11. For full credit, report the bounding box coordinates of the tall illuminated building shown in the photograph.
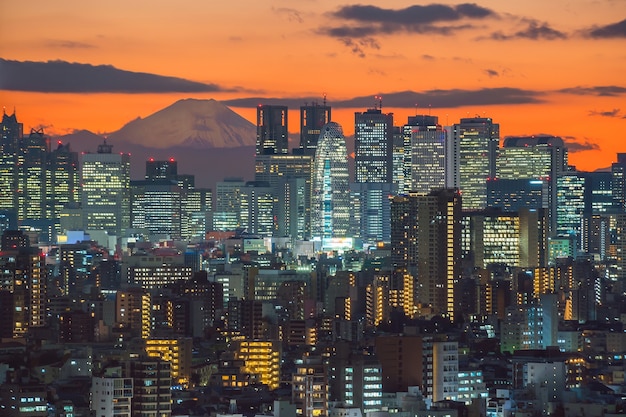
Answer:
[350,183,395,244]
[298,101,331,155]
[1,112,78,231]
[556,172,591,245]
[497,135,567,234]
[145,158,177,180]
[116,287,151,340]
[239,181,275,236]
[81,140,131,236]
[17,128,48,221]
[390,189,462,320]
[0,110,22,213]
[487,178,548,212]
[391,126,408,195]
[233,340,281,390]
[145,338,193,387]
[47,141,79,224]
[612,153,626,212]
[587,171,613,214]
[213,177,245,231]
[181,187,212,240]
[131,179,182,239]
[312,122,350,240]
[463,208,548,269]
[354,107,394,183]
[255,154,313,239]
[407,115,446,194]
[0,230,45,338]
[257,104,288,155]
[448,117,499,210]
[292,355,328,417]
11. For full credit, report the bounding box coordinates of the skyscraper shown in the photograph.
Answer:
[47,141,79,223]
[255,154,313,239]
[239,181,275,236]
[407,115,446,194]
[81,140,131,236]
[256,105,288,155]
[17,128,48,221]
[449,117,499,210]
[312,122,350,240]
[299,101,331,155]
[611,153,626,212]
[497,135,568,234]
[556,172,591,244]
[131,179,182,239]
[213,177,245,231]
[0,230,45,338]
[390,189,462,319]
[0,112,78,232]
[354,107,394,183]
[0,110,22,213]
[350,182,395,244]
[145,158,178,180]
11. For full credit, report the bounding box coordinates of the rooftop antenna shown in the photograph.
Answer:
[323,93,327,107]
[428,104,432,116]
[415,103,418,116]
[374,95,382,111]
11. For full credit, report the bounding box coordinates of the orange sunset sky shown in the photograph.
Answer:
[1,0,625,171]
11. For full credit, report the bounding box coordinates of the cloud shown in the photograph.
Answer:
[559,85,626,96]
[337,37,380,57]
[563,138,601,152]
[273,7,304,23]
[332,3,495,26]
[488,20,566,40]
[45,40,96,49]
[0,58,227,93]
[484,69,499,77]
[587,18,626,38]
[223,87,543,109]
[588,108,623,118]
[319,3,496,38]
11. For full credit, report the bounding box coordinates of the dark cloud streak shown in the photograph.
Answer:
[0,58,226,93]
[45,40,96,49]
[488,21,566,40]
[588,18,626,38]
[588,108,623,118]
[332,3,495,26]
[319,3,496,39]
[564,139,601,152]
[223,88,543,109]
[559,85,626,97]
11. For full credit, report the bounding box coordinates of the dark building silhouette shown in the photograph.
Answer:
[298,101,331,155]
[256,105,288,155]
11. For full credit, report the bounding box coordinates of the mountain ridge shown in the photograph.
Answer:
[55,99,258,188]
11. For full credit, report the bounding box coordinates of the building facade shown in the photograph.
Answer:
[312,122,350,240]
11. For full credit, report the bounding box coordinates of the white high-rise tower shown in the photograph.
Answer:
[312,122,350,240]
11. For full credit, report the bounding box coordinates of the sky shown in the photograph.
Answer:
[1,0,625,171]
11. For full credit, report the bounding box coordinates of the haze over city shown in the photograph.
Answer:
[2,0,626,172]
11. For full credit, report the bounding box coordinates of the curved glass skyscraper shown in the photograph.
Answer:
[312,122,350,239]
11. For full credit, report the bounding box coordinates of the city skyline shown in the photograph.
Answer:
[1,1,625,173]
